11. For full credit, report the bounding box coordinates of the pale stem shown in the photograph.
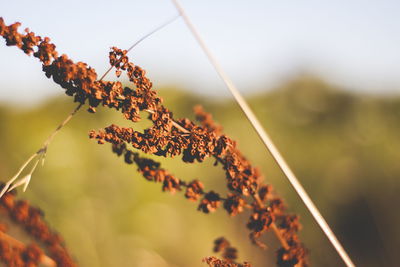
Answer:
[0,153,37,198]
[39,102,83,155]
[99,14,180,81]
[170,1,355,266]
[0,103,83,198]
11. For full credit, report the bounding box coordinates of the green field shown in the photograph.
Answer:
[0,76,398,266]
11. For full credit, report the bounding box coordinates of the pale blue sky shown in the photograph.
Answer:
[1,0,400,103]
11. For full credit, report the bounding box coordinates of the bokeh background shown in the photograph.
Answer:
[1,1,400,266]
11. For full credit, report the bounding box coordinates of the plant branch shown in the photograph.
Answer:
[253,192,289,250]
[270,223,289,250]
[0,14,180,196]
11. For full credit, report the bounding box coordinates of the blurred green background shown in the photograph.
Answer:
[0,76,399,267]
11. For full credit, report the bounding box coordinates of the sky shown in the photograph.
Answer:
[1,0,400,104]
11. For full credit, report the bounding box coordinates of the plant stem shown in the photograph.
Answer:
[38,102,83,155]
[270,223,289,250]
[253,192,289,250]
[170,1,355,266]
[0,103,83,197]
[99,14,180,81]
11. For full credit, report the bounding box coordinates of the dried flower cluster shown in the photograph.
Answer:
[0,186,77,267]
[203,237,251,267]
[0,241,43,267]
[107,108,308,266]
[203,256,251,267]
[1,17,308,266]
[0,18,161,117]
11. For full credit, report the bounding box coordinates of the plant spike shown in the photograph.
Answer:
[0,14,180,197]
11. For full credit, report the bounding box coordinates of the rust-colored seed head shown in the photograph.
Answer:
[205,238,250,267]
[0,17,309,266]
[0,185,77,267]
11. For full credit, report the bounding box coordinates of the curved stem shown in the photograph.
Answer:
[99,14,180,81]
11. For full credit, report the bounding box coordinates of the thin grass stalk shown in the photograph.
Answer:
[170,1,355,266]
[0,103,82,198]
[100,14,180,81]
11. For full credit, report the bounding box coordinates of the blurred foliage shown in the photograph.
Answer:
[0,76,399,267]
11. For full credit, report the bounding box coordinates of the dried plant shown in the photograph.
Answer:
[0,186,77,267]
[0,16,310,266]
[202,237,251,267]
